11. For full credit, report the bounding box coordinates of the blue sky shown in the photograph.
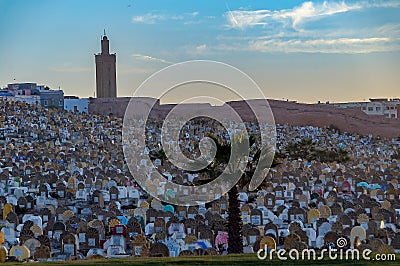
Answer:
[0,0,399,103]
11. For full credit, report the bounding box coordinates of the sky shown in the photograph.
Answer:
[0,0,399,103]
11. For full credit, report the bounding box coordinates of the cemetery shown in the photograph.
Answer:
[0,100,399,263]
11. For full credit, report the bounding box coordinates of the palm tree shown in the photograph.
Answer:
[150,132,280,254]
[210,133,279,254]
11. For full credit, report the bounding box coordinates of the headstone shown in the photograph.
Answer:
[132,234,148,257]
[9,245,30,261]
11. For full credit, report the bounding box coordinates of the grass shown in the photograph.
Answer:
[11,253,400,266]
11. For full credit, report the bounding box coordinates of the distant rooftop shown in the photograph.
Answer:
[370,98,400,102]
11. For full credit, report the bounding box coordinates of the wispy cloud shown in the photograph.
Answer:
[132,13,164,24]
[132,11,199,24]
[376,23,400,36]
[226,1,400,30]
[217,33,400,54]
[132,53,174,64]
[247,37,397,54]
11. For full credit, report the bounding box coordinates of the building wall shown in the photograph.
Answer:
[361,102,385,116]
[385,109,397,119]
[384,102,399,119]
[14,95,41,105]
[397,105,400,119]
[39,91,64,108]
[88,97,160,117]
[7,83,37,91]
[64,98,90,113]
[89,97,130,117]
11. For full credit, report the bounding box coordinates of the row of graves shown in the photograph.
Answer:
[0,101,399,261]
[1,160,400,261]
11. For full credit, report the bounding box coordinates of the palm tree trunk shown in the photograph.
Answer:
[227,184,243,254]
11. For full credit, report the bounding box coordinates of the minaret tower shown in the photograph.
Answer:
[95,30,117,98]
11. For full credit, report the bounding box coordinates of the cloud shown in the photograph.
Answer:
[132,53,174,64]
[220,1,400,54]
[132,11,200,24]
[243,37,397,54]
[226,1,400,30]
[195,44,207,52]
[132,13,164,24]
[283,1,357,29]
[376,23,400,36]
[217,31,400,54]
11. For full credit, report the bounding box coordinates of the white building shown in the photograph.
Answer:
[0,83,64,108]
[14,95,41,105]
[334,98,400,119]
